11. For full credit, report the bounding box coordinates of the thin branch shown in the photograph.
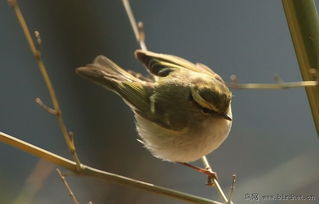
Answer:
[56,168,80,204]
[228,74,318,89]
[0,131,222,204]
[122,0,147,50]
[7,0,81,169]
[228,81,318,89]
[35,97,58,115]
[226,175,236,204]
[201,156,232,204]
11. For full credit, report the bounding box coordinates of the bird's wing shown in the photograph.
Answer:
[77,55,152,114]
[135,50,217,78]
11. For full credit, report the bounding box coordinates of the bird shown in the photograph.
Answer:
[76,50,232,166]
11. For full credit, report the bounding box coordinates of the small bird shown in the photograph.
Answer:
[76,50,232,164]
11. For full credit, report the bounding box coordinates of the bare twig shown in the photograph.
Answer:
[228,74,318,89]
[201,156,232,204]
[227,175,236,204]
[8,0,81,169]
[122,0,147,50]
[56,168,80,204]
[0,131,222,204]
[35,97,58,115]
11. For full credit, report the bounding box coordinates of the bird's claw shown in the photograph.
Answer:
[199,169,218,186]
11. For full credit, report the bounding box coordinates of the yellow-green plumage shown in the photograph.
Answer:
[76,50,232,162]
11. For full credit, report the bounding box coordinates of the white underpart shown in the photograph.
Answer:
[135,107,232,162]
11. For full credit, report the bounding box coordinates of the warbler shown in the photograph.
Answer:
[76,50,232,163]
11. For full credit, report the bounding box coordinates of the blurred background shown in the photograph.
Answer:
[1,0,319,203]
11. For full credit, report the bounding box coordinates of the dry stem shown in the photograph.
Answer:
[201,156,233,204]
[122,0,147,50]
[228,74,318,89]
[226,175,236,204]
[0,131,222,204]
[7,0,81,169]
[57,168,80,204]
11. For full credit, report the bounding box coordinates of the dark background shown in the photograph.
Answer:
[1,0,319,203]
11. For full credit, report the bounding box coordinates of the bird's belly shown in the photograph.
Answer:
[135,114,232,162]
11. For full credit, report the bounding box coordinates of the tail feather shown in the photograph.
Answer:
[93,55,137,82]
[76,55,139,90]
[76,55,151,113]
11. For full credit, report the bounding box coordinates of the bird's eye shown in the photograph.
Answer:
[189,92,214,114]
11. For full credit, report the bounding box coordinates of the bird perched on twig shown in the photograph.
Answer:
[76,50,232,164]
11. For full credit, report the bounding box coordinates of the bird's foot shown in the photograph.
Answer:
[177,162,218,185]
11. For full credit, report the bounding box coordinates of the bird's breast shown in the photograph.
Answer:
[134,107,232,162]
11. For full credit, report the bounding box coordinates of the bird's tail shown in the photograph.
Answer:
[76,55,150,112]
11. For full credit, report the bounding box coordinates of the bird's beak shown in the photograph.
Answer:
[222,113,232,121]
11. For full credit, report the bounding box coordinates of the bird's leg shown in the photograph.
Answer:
[177,162,218,182]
